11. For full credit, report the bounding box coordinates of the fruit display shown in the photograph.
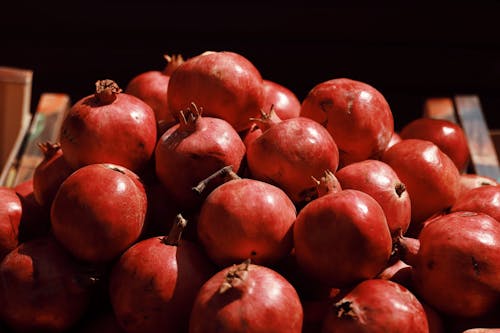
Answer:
[0,49,499,333]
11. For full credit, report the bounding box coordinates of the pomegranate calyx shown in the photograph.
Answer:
[248,105,281,132]
[219,258,251,294]
[178,102,203,130]
[38,141,61,159]
[395,182,406,198]
[192,165,240,195]
[162,214,188,246]
[312,169,339,197]
[163,54,185,76]
[335,300,358,319]
[95,79,122,105]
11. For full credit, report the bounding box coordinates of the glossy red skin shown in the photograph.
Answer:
[335,159,411,237]
[263,79,301,120]
[322,279,429,333]
[451,185,500,221]
[246,117,339,204]
[0,187,21,260]
[300,78,394,166]
[167,51,264,132]
[293,189,392,288]
[14,179,51,242]
[155,115,246,212]
[400,118,470,172]
[422,303,446,333]
[125,70,176,126]
[0,237,91,332]
[51,164,147,262]
[382,139,461,227]
[412,211,500,317]
[197,178,296,267]
[385,131,402,153]
[33,144,74,208]
[110,236,215,333]
[458,174,498,198]
[60,92,157,173]
[189,263,303,333]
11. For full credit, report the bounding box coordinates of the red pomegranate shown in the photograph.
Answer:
[262,79,301,120]
[33,142,74,208]
[196,166,296,267]
[189,260,303,333]
[451,185,500,221]
[60,79,157,173]
[400,117,470,172]
[109,214,215,333]
[293,189,392,288]
[51,163,147,263]
[321,279,429,333]
[0,237,94,332]
[300,78,394,166]
[458,174,498,198]
[155,103,246,212]
[382,139,461,234]
[409,211,500,317]
[167,51,265,132]
[246,116,339,205]
[335,159,411,237]
[0,187,21,260]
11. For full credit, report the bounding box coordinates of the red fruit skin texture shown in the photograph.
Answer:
[246,116,339,204]
[382,139,461,229]
[262,79,301,120]
[412,211,500,318]
[335,159,411,237]
[197,178,296,267]
[293,189,392,288]
[189,263,303,333]
[322,279,429,333]
[458,174,498,199]
[51,164,147,263]
[400,117,470,173]
[0,237,91,333]
[125,70,175,126]
[60,92,157,173]
[155,115,246,211]
[33,143,75,208]
[451,185,500,222]
[0,187,22,260]
[300,78,394,166]
[167,51,264,132]
[110,236,215,333]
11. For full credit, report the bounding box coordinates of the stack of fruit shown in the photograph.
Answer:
[0,50,499,333]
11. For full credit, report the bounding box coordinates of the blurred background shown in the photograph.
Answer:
[2,1,500,130]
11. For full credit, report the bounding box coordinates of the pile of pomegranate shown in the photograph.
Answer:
[1,50,499,333]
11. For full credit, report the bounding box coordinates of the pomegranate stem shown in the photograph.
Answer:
[192,165,240,195]
[162,214,188,246]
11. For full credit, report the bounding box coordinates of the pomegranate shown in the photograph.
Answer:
[196,166,296,267]
[335,159,411,237]
[167,51,264,132]
[382,139,461,234]
[377,259,413,290]
[458,174,498,198]
[60,79,157,173]
[0,237,94,332]
[33,142,74,208]
[189,260,303,333]
[125,54,184,129]
[451,185,500,221]
[109,214,215,333]
[246,116,339,205]
[0,186,21,260]
[293,189,392,288]
[14,179,51,242]
[321,279,429,333]
[300,78,394,166]
[408,211,500,317]
[262,79,301,120]
[400,117,470,172]
[155,103,246,212]
[51,163,147,262]
[386,131,402,151]
[241,106,282,149]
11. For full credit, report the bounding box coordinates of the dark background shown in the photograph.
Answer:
[2,1,500,130]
